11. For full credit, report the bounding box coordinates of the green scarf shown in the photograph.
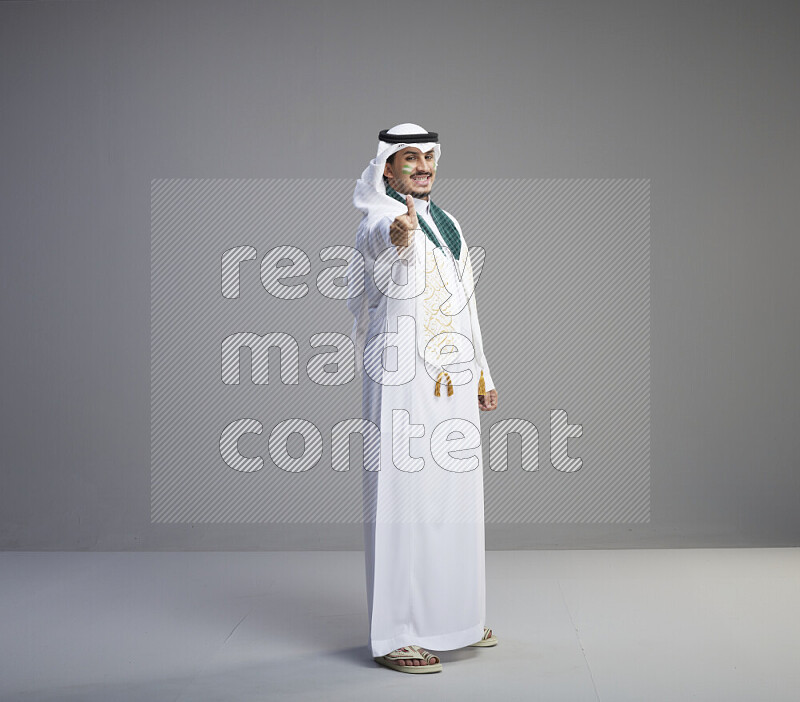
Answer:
[384,182,462,260]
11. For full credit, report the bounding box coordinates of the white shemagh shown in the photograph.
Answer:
[350,123,486,392]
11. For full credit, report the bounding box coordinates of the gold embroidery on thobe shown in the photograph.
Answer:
[419,244,458,396]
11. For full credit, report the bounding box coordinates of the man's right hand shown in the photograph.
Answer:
[389,195,418,251]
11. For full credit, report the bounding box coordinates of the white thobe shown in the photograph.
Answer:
[353,196,493,658]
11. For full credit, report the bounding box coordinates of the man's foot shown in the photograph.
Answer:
[374,645,442,673]
[391,647,439,666]
[468,626,498,647]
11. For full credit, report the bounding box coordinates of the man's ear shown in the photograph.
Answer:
[383,161,394,178]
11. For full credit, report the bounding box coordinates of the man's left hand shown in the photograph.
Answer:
[478,389,498,411]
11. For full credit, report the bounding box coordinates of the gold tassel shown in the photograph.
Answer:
[435,370,454,397]
[478,370,486,396]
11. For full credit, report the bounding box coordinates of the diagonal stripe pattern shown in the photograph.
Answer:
[151,178,649,523]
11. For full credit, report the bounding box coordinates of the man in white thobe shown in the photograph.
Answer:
[348,123,499,673]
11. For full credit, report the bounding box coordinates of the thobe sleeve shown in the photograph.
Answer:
[346,228,369,378]
[366,215,394,258]
[448,213,496,394]
[465,265,496,393]
[347,215,398,378]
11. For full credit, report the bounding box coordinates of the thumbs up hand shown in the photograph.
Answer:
[389,195,419,252]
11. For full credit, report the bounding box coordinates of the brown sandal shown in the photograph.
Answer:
[468,626,498,647]
[374,644,443,673]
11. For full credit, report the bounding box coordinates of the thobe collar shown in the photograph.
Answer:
[411,195,430,217]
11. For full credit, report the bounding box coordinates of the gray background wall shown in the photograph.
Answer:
[1,0,798,550]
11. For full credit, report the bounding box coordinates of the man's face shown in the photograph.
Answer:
[383,147,437,199]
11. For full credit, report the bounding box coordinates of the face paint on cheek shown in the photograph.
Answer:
[402,163,414,175]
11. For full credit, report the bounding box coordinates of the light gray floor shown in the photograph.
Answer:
[0,548,798,701]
